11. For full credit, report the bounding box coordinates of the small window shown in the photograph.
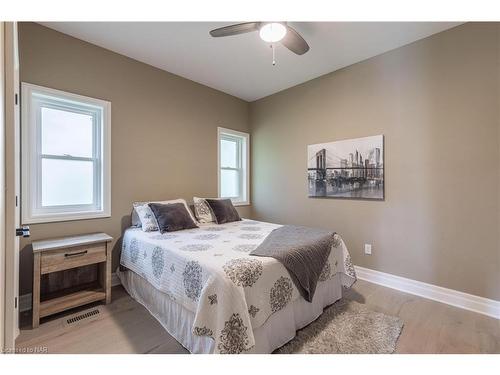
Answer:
[218,127,249,206]
[21,83,111,223]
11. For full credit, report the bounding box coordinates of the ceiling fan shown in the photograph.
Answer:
[209,22,309,65]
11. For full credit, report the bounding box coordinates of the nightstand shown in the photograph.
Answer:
[31,233,113,328]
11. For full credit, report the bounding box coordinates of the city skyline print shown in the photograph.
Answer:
[308,135,384,200]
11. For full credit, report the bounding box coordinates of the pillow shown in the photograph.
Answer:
[132,198,198,228]
[193,197,216,223]
[205,199,241,224]
[131,207,142,227]
[134,204,158,232]
[148,203,198,233]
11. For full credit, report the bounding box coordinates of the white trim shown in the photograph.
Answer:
[0,21,5,352]
[21,82,111,224]
[3,21,20,349]
[217,127,250,206]
[354,265,500,319]
[19,272,122,313]
[22,211,111,224]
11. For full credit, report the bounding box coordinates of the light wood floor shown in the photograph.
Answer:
[16,280,500,354]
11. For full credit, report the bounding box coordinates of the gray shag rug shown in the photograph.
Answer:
[276,299,404,354]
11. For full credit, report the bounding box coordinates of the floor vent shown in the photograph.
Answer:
[65,308,101,327]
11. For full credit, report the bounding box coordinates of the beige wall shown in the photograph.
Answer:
[18,23,251,295]
[250,23,500,300]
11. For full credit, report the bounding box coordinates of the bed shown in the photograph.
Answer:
[118,218,356,354]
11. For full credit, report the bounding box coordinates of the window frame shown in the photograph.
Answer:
[21,83,111,224]
[217,127,249,206]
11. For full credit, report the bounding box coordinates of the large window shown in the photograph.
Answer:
[218,127,249,205]
[21,83,111,223]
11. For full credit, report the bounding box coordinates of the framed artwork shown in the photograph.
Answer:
[308,135,384,200]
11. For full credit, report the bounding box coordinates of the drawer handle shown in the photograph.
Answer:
[64,250,88,258]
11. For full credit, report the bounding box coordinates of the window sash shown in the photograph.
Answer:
[37,156,98,211]
[220,167,242,199]
[220,135,241,169]
[33,99,102,212]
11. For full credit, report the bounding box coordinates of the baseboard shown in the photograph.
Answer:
[19,272,122,313]
[354,265,500,319]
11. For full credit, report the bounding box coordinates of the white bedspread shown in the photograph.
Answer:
[120,219,356,354]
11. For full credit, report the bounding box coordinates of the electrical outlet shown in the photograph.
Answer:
[364,244,372,255]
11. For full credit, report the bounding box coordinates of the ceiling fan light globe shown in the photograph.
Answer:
[259,23,287,43]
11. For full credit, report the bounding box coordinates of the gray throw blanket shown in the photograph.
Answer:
[250,225,335,302]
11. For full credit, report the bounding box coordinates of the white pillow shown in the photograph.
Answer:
[193,197,219,223]
[134,204,158,232]
[133,199,198,230]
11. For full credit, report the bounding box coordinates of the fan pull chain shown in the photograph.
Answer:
[271,43,276,66]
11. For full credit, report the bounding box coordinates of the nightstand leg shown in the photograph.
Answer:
[32,252,41,328]
[102,244,112,304]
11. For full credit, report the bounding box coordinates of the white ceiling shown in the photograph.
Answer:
[40,22,461,102]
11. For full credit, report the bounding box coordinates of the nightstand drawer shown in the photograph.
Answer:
[40,244,107,274]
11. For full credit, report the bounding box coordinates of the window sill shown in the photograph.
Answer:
[233,201,251,207]
[23,211,111,225]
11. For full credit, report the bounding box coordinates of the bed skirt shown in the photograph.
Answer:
[117,269,344,354]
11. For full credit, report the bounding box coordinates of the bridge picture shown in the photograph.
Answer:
[307,135,384,200]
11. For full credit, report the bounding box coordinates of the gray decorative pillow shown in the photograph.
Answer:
[205,199,241,224]
[132,198,198,227]
[149,203,199,233]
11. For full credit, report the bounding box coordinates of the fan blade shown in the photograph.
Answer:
[209,22,260,37]
[281,25,309,55]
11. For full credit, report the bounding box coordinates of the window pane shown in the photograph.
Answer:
[41,158,94,206]
[220,139,238,168]
[41,107,93,158]
[221,169,239,198]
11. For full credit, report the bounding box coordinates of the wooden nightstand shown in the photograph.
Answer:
[31,233,113,328]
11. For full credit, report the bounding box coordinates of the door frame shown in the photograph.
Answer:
[2,21,20,352]
[0,21,6,353]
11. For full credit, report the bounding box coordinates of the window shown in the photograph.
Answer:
[218,127,249,205]
[21,83,111,223]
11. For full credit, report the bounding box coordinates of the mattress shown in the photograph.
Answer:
[120,219,356,353]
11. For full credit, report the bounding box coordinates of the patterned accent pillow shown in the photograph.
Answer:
[193,197,216,223]
[134,204,158,232]
[131,207,142,227]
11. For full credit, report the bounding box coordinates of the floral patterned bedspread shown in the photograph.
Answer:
[120,219,356,353]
